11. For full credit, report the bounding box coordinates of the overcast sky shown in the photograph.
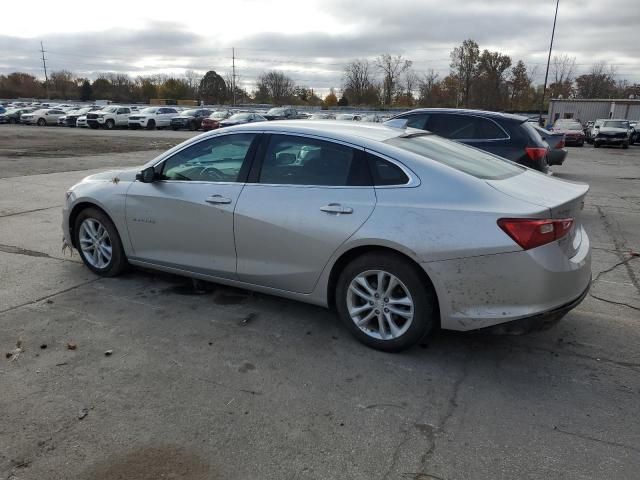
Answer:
[1,0,638,95]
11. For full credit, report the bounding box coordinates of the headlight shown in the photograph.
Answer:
[97,114,105,118]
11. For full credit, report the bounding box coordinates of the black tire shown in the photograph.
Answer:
[74,207,128,277]
[171,125,179,131]
[594,142,600,148]
[89,123,99,129]
[9,118,16,124]
[578,142,584,147]
[335,252,437,352]
[37,118,46,126]
[146,119,156,130]
[622,142,629,149]
[105,119,115,130]
[189,121,197,131]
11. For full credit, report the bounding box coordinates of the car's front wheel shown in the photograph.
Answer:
[336,252,437,352]
[74,208,128,277]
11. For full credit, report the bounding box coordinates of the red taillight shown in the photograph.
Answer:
[525,147,548,162]
[557,138,565,149]
[498,218,574,250]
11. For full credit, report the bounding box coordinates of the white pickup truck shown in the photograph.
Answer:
[86,106,132,129]
[128,107,180,130]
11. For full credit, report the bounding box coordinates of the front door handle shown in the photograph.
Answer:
[320,203,353,214]
[205,195,232,205]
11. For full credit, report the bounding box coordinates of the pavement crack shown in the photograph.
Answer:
[0,243,52,258]
[554,427,640,454]
[0,205,61,218]
[589,293,640,312]
[0,278,101,316]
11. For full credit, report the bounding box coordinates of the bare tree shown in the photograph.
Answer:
[418,69,440,106]
[184,69,202,97]
[575,62,617,98]
[551,54,576,85]
[449,39,480,107]
[376,54,412,106]
[256,70,295,104]
[343,59,375,105]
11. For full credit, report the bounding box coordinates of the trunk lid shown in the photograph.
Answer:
[486,170,589,256]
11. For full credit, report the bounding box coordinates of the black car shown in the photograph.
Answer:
[390,108,550,172]
[170,109,213,131]
[264,107,299,120]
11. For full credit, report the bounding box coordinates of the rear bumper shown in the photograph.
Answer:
[423,226,591,331]
[481,280,589,334]
[564,136,584,145]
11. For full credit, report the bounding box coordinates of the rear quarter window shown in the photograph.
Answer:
[385,134,523,180]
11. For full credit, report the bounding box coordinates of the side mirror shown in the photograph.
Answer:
[136,166,156,183]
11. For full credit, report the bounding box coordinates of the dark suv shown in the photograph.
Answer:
[390,108,550,172]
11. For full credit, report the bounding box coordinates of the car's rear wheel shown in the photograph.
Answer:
[336,252,437,352]
[37,118,46,126]
[74,208,128,277]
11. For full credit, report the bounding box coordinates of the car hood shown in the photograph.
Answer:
[220,119,246,125]
[82,168,140,183]
[554,128,583,134]
[598,127,627,133]
[172,115,195,120]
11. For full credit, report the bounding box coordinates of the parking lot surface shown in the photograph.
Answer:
[1,125,639,480]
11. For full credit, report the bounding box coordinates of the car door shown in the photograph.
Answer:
[116,107,130,126]
[234,134,376,293]
[125,132,259,278]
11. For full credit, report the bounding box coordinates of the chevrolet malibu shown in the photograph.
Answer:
[62,121,591,351]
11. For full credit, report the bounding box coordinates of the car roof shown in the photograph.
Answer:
[221,120,412,144]
[398,108,528,123]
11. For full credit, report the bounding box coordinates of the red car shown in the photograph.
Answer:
[201,110,233,131]
[552,120,585,147]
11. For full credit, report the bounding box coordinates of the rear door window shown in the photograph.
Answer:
[367,153,409,186]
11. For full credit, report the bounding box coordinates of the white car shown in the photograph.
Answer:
[128,107,180,130]
[21,108,66,126]
[86,106,132,130]
[76,115,89,128]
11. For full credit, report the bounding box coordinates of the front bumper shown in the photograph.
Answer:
[595,136,627,145]
[564,136,584,145]
[128,119,149,127]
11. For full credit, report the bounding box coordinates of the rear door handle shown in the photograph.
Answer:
[320,203,353,214]
[205,195,232,205]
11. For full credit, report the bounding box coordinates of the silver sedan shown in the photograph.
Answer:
[62,121,591,351]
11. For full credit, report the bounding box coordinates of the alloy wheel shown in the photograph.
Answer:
[79,218,112,269]
[346,270,414,340]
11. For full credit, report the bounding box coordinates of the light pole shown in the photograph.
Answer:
[539,0,560,126]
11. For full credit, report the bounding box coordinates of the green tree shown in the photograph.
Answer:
[160,78,190,99]
[476,50,512,109]
[575,63,616,98]
[80,79,93,101]
[199,71,228,104]
[337,94,349,106]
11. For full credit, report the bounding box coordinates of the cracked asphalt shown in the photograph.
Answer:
[1,125,639,480]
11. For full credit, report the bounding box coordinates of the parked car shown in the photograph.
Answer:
[128,107,179,130]
[76,115,89,128]
[629,121,638,145]
[201,111,233,131]
[264,107,299,120]
[219,112,267,127]
[593,119,631,149]
[534,125,567,165]
[21,108,66,126]
[87,106,132,129]
[587,119,606,143]
[62,121,591,352]
[0,107,37,124]
[62,106,102,127]
[308,113,336,120]
[551,120,585,146]
[390,108,551,173]
[335,113,363,121]
[170,109,212,131]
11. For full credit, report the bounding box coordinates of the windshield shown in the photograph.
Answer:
[603,121,629,129]
[556,122,582,130]
[182,109,198,116]
[385,133,523,180]
[101,106,118,113]
[210,111,228,119]
[229,113,251,120]
[267,108,285,115]
[336,114,354,120]
[140,107,159,114]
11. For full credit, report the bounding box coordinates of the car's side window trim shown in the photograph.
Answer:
[363,149,420,188]
[151,132,262,184]
[248,132,372,189]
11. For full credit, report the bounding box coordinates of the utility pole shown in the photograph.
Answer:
[539,0,560,126]
[232,47,237,107]
[40,41,49,99]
